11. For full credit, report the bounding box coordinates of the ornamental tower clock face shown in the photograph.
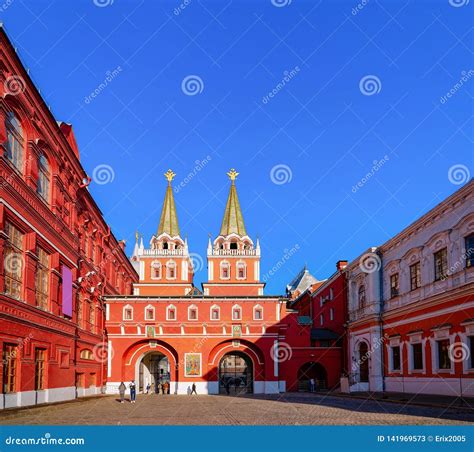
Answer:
[130,169,264,297]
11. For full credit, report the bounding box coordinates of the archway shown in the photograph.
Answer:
[139,352,170,393]
[219,351,253,395]
[358,342,369,383]
[297,362,327,391]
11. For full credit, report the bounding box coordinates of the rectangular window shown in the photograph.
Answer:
[189,309,197,320]
[233,309,241,320]
[146,308,154,320]
[410,262,421,291]
[4,221,24,300]
[412,343,423,370]
[35,247,49,310]
[168,309,176,320]
[89,302,95,333]
[254,309,262,320]
[320,314,324,326]
[434,248,448,281]
[35,349,46,390]
[329,308,334,321]
[2,344,17,393]
[76,295,83,329]
[211,309,219,320]
[391,346,401,371]
[437,339,451,370]
[390,273,399,298]
[124,308,133,320]
[465,235,474,268]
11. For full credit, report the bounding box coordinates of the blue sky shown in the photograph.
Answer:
[2,0,472,293]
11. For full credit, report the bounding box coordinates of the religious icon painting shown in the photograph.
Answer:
[184,353,201,377]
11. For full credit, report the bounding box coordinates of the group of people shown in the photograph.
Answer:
[118,380,175,402]
[145,381,170,395]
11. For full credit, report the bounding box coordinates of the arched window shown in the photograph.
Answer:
[151,261,161,279]
[123,305,133,320]
[188,305,198,320]
[230,242,238,250]
[236,262,246,279]
[253,305,263,320]
[166,305,176,321]
[5,112,24,172]
[80,349,93,360]
[358,285,366,309]
[220,261,230,279]
[232,305,242,320]
[145,305,155,320]
[210,305,220,320]
[162,241,169,250]
[37,154,50,202]
[166,261,176,279]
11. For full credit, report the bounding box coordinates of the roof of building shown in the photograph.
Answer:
[219,169,247,237]
[286,266,319,296]
[157,170,180,237]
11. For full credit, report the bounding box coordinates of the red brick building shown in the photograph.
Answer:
[0,27,137,409]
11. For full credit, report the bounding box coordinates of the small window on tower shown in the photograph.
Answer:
[237,262,246,279]
[232,306,241,320]
[230,242,238,250]
[211,307,220,320]
[167,306,176,321]
[188,307,198,320]
[163,242,168,250]
[221,262,230,279]
[167,262,176,279]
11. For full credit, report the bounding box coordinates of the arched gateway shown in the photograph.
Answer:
[139,352,170,393]
[219,351,253,395]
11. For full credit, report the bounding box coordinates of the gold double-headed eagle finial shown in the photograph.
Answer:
[135,230,139,243]
[227,168,239,182]
[164,169,176,184]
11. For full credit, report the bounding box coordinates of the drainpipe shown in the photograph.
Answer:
[377,249,386,393]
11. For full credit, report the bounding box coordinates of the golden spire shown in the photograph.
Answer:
[135,230,139,243]
[157,170,180,237]
[164,169,176,184]
[220,169,247,237]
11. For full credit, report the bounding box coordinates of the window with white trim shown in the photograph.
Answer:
[253,305,263,320]
[436,339,451,370]
[236,262,246,279]
[320,314,324,326]
[5,112,24,173]
[167,305,176,321]
[188,305,198,320]
[37,154,50,202]
[123,305,133,321]
[329,308,334,321]
[166,261,176,279]
[210,305,220,320]
[232,305,242,320]
[411,342,423,370]
[391,346,401,371]
[220,261,230,280]
[151,261,161,279]
[145,305,155,321]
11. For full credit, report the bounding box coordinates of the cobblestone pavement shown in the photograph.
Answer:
[0,393,472,425]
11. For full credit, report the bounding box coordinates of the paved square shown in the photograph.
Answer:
[0,393,472,425]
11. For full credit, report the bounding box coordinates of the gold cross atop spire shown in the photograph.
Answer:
[227,168,239,183]
[135,230,139,243]
[164,169,176,184]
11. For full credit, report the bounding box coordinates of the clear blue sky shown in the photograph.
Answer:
[2,0,472,293]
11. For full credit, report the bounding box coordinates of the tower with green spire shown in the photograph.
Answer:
[129,169,195,296]
[203,169,263,297]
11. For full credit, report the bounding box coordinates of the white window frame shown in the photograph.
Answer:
[236,261,246,280]
[166,260,177,280]
[210,304,220,321]
[232,304,242,321]
[253,304,263,321]
[320,313,324,326]
[151,261,162,280]
[166,304,177,321]
[188,304,198,321]
[145,305,155,321]
[123,304,133,321]
[220,261,230,280]
[407,334,425,374]
[329,308,334,321]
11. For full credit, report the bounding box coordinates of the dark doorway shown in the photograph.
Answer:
[139,353,170,392]
[219,352,253,395]
[358,342,369,383]
[297,362,327,391]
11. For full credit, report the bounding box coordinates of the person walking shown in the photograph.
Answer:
[191,382,197,395]
[129,380,136,403]
[145,383,151,395]
[309,378,315,393]
[118,382,126,403]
